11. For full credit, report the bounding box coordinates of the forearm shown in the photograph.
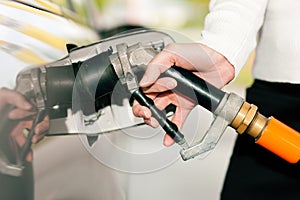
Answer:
[199,0,268,76]
[197,43,235,87]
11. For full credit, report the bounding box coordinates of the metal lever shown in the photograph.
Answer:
[180,93,244,160]
[132,89,189,149]
[112,43,189,149]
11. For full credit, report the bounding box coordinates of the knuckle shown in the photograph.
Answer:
[165,43,176,50]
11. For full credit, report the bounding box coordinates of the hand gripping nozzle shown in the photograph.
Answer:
[109,42,300,163]
[109,43,189,150]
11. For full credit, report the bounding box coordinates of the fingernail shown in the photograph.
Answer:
[139,75,148,86]
[150,118,159,128]
[166,79,177,89]
[26,153,33,162]
[23,102,32,110]
[163,134,175,146]
[163,138,175,147]
[144,110,151,119]
[139,110,150,119]
[8,111,15,119]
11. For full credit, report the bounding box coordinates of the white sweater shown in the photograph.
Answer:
[200,0,300,84]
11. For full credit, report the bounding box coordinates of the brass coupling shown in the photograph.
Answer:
[230,102,268,139]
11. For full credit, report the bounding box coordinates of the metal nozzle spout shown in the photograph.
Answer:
[177,138,189,150]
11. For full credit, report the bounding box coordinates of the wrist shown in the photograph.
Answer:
[198,43,235,87]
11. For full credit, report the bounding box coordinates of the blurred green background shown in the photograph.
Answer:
[54,0,254,88]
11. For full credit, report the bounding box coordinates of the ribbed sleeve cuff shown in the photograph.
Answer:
[198,0,268,78]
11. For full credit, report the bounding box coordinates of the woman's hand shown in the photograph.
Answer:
[132,43,234,146]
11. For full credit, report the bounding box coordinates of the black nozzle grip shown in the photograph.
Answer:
[162,66,226,112]
[132,89,185,143]
[20,110,45,163]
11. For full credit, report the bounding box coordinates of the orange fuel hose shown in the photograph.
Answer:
[256,117,300,163]
[230,101,300,164]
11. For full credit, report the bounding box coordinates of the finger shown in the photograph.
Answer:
[26,150,33,162]
[10,121,30,147]
[8,108,35,120]
[132,92,158,119]
[142,77,177,93]
[152,93,179,147]
[34,115,50,136]
[139,50,177,87]
[144,117,159,128]
[171,107,191,130]
[163,134,175,147]
[12,127,34,162]
[132,103,151,119]
[0,88,32,110]
[32,116,50,144]
[164,43,224,73]
[154,92,175,110]
[163,107,192,147]
[32,134,45,144]
[160,98,192,147]
[151,92,180,146]
[139,43,199,87]
[9,121,35,162]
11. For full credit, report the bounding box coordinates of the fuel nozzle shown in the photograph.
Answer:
[161,64,300,163]
[109,42,300,163]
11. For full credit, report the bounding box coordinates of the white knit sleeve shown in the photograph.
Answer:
[199,0,268,77]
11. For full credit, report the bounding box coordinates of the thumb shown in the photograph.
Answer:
[163,134,175,147]
[140,50,176,87]
[139,63,164,87]
[0,88,32,110]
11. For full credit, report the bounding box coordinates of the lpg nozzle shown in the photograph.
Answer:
[109,42,300,163]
